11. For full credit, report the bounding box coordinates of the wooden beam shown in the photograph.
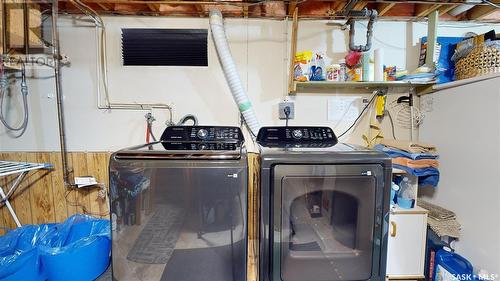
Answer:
[425,10,438,68]
[243,5,248,18]
[354,1,368,10]
[377,2,396,16]
[288,7,298,95]
[194,4,205,17]
[437,4,458,16]
[332,1,345,12]
[467,5,497,20]
[96,2,110,10]
[287,0,296,17]
[415,3,441,18]
[146,3,158,11]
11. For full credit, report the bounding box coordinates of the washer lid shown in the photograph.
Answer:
[114,142,244,160]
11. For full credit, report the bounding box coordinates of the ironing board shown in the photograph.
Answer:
[0,160,53,227]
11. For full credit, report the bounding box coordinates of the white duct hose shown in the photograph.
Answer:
[209,9,260,136]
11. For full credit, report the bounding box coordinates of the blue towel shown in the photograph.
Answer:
[375,144,440,187]
[393,164,440,187]
[374,144,438,160]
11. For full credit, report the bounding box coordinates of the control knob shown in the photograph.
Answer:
[292,129,303,139]
[197,129,209,139]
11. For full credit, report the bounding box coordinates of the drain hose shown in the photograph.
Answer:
[209,9,260,136]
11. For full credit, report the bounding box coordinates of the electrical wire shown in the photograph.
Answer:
[64,186,109,217]
[284,106,291,127]
[337,92,377,139]
[385,109,397,140]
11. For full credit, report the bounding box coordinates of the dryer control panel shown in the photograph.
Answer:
[256,126,338,148]
[161,126,244,143]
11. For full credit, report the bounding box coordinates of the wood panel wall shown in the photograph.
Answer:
[0,152,111,234]
[247,153,260,281]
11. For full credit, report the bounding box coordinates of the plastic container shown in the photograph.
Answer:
[433,249,473,281]
[39,218,111,281]
[0,215,110,281]
[338,59,347,82]
[326,64,341,81]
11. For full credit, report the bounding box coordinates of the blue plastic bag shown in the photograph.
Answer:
[0,215,110,281]
[420,36,465,84]
[0,224,56,281]
[39,215,111,281]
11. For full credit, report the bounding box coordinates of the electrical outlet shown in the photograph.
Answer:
[279,102,295,120]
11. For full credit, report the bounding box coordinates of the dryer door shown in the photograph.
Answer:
[272,164,385,281]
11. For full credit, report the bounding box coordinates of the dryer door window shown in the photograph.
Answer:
[273,165,384,281]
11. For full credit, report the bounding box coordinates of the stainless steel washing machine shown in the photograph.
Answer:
[257,126,392,281]
[109,126,247,281]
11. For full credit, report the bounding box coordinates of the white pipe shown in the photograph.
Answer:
[209,9,260,136]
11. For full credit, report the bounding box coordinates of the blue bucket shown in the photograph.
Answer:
[0,215,110,281]
[39,218,111,281]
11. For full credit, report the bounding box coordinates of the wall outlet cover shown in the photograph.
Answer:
[279,102,295,120]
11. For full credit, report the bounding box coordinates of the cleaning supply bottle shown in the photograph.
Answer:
[338,59,347,82]
[433,248,473,281]
[397,177,415,208]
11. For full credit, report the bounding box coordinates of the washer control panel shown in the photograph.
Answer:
[161,142,239,151]
[257,126,338,148]
[161,126,244,143]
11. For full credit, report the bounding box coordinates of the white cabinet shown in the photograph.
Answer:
[386,206,428,279]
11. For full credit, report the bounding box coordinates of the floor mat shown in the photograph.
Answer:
[127,204,185,264]
[290,241,321,251]
[160,240,246,281]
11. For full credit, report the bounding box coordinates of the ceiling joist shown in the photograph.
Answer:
[51,0,500,23]
[377,2,396,16]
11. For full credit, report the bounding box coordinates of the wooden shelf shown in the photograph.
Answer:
[292,81,435,95]
[418,72,500,96]
[392,168,407,175]
[391,205,429,215]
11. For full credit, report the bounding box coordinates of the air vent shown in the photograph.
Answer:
[121,28,208,66]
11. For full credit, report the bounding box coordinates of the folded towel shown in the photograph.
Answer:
[381,139,438,154]
[393,164,440,187]
[392,157,439,169]
[374,144,438,160]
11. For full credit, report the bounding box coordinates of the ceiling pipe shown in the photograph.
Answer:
[346,8,378,52]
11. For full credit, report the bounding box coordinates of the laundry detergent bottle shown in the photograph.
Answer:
[433,248,474,281]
